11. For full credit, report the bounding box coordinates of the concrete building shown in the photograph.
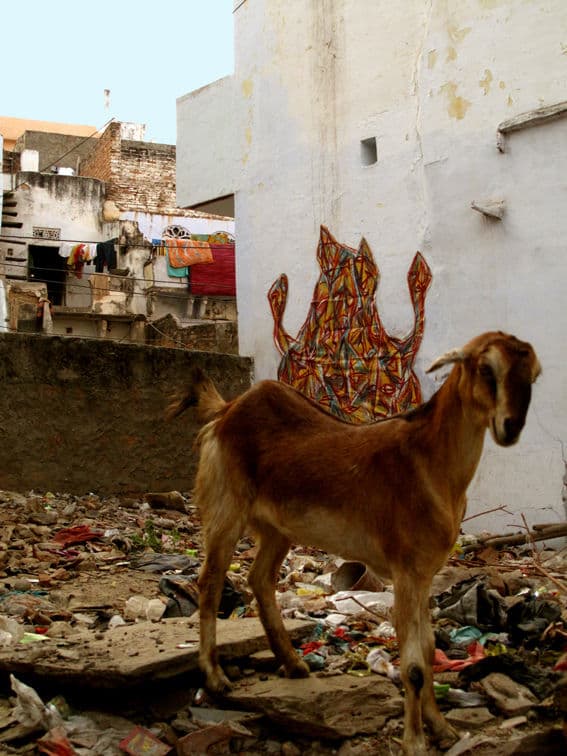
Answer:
[0,120,236,348]
[176,0,567,531]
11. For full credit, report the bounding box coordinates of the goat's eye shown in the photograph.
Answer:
[479,364,497,394]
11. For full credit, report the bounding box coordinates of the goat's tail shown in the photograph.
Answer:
[165,367,227,424]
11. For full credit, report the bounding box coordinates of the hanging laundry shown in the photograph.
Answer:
[95,239,118,273]
[84,242,97,261]
[166,238,213,268]
[208,231,235,245]
[58,242,74,259]
[152,239,167,256]
[59,242,96,261]
[67,243,92,278]
[189,244,236,296]
[166,256,188,278]
[36,299,54,333]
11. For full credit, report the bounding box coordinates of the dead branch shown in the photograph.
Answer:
[462,522,567,553]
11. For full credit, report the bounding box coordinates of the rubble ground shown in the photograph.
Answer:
[0,489,566,755]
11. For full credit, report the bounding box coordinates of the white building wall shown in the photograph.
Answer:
[176,76,238,207]
[11,173,104,244]
[177,0,567,532]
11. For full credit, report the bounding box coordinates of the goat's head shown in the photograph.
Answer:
[427,331,541,446]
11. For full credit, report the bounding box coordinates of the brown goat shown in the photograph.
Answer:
[168,331,540,754]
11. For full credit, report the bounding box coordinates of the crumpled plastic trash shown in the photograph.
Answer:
[303,651,327,671]
[119,724,172,755]
[53,525,103,547]
[328,590,394,616]
[10,674,63,731]
[124,595,166,622]
[449,625,483,646]
[506,593,562,645]
[133,554,199,574]
[37,726,76,756]
[434,578,507,631]
[367,647,399,681]
[0,614,25,645]
[159,574,243,619]
[433,641,485,672]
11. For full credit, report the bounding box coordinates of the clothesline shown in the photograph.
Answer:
[60,239,118,278]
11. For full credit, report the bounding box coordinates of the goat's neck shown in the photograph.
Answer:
[426,366,487,498]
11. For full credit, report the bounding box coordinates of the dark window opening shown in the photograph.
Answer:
[360,137,377,166]
[28,245,66,305]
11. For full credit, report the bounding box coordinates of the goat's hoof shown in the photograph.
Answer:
[205,668,232,695]
[284,659,310,679]
[401,741,427,755]
[433,726,460,751]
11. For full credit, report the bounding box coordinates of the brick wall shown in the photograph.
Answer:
[0,333,252,495]
[114,140,176,212]
[79,121,119,185]
[79,122,176,212]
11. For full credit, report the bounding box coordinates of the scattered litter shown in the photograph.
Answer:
[119,725,172,755]
[0,488,565,753]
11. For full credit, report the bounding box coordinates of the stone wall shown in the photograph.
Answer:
[0,333,252,495]
[146,314,238,354]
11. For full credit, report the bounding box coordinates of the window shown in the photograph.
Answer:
[360,137,377,166]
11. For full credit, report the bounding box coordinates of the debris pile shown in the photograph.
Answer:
[0,489,566,754]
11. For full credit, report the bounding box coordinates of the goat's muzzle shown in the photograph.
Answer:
[493,415,526,446]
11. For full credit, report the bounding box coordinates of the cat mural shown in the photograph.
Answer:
[268,226,432,422]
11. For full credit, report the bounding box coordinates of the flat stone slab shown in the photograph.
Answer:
[0,617,314,688]
[225,673,404,739]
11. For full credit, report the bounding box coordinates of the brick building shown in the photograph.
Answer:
[80,121,176,213]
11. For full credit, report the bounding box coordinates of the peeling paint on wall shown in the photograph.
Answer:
[447,23,472,45]
[440,81,471,119]
[479,69,493,95]
[446,46,457,62]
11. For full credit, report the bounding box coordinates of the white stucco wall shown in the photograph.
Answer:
[177,76,238,207]
[177,0,567,532]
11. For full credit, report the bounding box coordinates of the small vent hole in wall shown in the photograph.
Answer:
[360,137,377,166]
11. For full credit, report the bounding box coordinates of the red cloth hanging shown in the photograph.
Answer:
[190,244,236,296]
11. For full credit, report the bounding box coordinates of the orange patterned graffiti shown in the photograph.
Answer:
[268,226,432,422]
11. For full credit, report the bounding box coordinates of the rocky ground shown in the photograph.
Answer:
[0,489,566,755]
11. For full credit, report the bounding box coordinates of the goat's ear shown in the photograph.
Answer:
[426,348,465,373]
[531,357,542,383]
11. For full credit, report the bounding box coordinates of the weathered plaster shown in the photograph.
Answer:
[176,0,567,532]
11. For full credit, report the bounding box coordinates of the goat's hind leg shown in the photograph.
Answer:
[248,525,310,679]
[198,513,244,694]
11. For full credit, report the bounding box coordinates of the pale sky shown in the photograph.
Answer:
[3,0,234,145]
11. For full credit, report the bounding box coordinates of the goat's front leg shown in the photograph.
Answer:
[198,523,243,694]
[248,527,310,679]
[420,602,459,750]
[394,574,448,756]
